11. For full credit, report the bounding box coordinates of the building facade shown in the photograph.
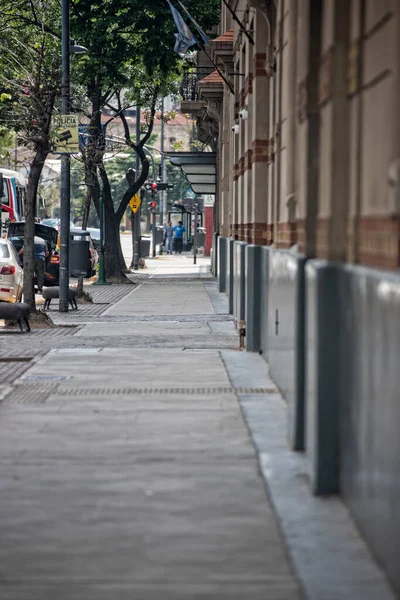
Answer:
[183,0,400,595]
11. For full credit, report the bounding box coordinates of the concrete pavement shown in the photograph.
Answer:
[0,253,395,599]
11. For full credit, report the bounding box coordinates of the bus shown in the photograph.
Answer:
[0,168,27,235]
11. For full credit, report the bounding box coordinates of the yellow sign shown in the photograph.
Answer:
[129,194,141,213]
[52,114,79,153]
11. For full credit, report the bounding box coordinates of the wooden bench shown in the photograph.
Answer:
[42,287,78,310]
[0,302,31,332]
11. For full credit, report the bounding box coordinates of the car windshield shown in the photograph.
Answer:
[87,229,100,240]
[0,243,10,259]
[42,218,58,227]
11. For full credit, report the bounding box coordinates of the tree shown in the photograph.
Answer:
[70,0,220,280]
[0,0,61,311]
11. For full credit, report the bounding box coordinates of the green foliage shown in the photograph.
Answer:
[0,0,61,153]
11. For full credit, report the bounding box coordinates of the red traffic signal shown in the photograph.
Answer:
[150,201,157,209]
[151,182,157,191]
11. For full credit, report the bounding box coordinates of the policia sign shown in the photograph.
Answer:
[52,114,79,153]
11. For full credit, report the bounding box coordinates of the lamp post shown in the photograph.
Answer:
[59,0,71,312]
[59,0,87,311]
[133,104,141,270]
[96,178,107,285]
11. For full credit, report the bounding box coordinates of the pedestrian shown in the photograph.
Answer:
[164,220,174,255]
[173,220,186,254]
[18,236,49,293]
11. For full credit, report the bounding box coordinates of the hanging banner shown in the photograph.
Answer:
[52,114,79,153]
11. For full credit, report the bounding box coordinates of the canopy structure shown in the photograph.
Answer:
[165,152,216,195]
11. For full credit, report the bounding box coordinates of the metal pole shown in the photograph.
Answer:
[151,211,156,257]
[143,147,156,181]
[59,0,71,312]
[133,105,141,270]
[160,98,167,224]
[97,178,106,284]
[193,203,198,265]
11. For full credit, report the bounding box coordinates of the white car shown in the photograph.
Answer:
[0,239,23,303]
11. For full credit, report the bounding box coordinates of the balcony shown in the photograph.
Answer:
[180,69,212,116]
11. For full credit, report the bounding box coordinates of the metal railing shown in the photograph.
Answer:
[180,69,213,101]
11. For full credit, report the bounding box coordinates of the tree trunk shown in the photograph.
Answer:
[24,152,46,312]
[78,161,98,295]
[100,163,128,280]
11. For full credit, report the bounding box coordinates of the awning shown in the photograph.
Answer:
[165,152,216,195]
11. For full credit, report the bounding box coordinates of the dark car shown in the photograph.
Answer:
[7,221,60,287]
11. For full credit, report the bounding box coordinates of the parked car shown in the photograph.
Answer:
[41,217,59,229]
[70,229,99,277]
[86,228,101,252]
[41,218,75,232]
[7,221,59,287]
[0,238,24,302]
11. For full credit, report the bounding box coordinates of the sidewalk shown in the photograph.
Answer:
[0,255,395,599]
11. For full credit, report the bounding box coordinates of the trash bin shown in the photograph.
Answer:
[155,226,164,245]
[196,232,205,248]
[140,237,151,258]
[69,230,90,277]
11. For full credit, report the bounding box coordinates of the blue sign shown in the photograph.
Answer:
[185,188,196,199]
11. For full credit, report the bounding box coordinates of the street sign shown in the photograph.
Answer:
[185,188,196,199]
[52,114,79,153]
[129,193,141,213]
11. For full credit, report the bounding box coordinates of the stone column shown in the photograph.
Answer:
[296,0,323,257]
[277,0,298,248]
[317,0,350,262]
[251,9,270,245]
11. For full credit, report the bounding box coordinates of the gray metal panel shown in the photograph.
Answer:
[226,239,235,314]
[260,247,270,356]
[183,174,216,184]
[217,236,227,293]
[337,265,400,596]
[182,165,216,175]
[166,152,217,166]
[190,183,216,194]
[212,232,219,276]
[267,250,307,451]
[245,245,262,352]
[305,261,340,495]
[233,241,246,324]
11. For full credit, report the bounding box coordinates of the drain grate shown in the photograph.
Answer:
[51,348,102,354]
[21,375,70,381]
[1,382,60,404]
[0,357,33,363]
[57,386,278,397]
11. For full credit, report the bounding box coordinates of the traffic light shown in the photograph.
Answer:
[148,200,157,213]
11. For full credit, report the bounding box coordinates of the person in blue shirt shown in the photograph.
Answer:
[173,221,186,254]
[164,221,174,255]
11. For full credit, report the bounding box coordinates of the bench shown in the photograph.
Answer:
[42,287,78,310]
[0,302,31,332]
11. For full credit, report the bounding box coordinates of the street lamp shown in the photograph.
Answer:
[59,0,87,312]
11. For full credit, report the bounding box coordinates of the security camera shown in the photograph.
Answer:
[239,107,248,120]
[232,124,240,134]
